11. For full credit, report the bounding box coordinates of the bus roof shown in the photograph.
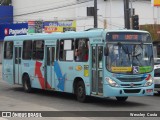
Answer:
[4,29,149,41]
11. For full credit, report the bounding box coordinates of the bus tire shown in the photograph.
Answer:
[23,75,32,93]
[116,97,128,102]
[76,81,87,102]
[158,91,160,95]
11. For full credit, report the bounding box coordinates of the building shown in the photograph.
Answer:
[0,0,160,63]
[12,0,160,30]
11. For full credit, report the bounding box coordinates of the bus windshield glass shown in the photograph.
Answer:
[106,43,153,74]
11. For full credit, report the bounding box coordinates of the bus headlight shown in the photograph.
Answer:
[106,77,119,87]
[144,79,153,86]
[144,74,153,87]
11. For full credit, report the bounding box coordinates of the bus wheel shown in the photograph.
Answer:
[76,81,87,102]
[116,97,128,102]
[23,75,32,93]
[158,91,160,95]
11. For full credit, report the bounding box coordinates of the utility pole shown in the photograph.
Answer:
[94,0,98,28]
[124,0,130,29]
[130,0,133,29]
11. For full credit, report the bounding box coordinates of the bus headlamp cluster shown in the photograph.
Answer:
[144,74,153,87]
[106,77,119,87]
[144,79,153,86]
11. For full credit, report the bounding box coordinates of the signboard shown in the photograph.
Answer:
[35,21,43,33]
[28,21,43,33]
[0,23,28,40]
[0,6,13,24]
[44,20,76,33]
[153,0,160,6]
[28,21,35,33]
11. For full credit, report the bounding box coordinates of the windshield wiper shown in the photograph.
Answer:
[117,42,128,54]
[117,42,131,61]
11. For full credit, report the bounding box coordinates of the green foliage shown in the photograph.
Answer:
[0,0,11,5]
[140,24,160,41]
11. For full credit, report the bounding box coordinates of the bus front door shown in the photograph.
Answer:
[91,45,103,95]
[14,46,22,84]
[45,46,55,89]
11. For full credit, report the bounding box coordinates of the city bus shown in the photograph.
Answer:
[2,29,154,102]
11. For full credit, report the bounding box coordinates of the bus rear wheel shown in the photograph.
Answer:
[76,81,87,102]
[116,97,128,102]
[23,75,32,93]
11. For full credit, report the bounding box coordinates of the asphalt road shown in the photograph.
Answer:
[0,65,160,120]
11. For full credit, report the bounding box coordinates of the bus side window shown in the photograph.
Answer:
[32,40,44,60]
[98,46,103,68]
[23,40,32,60]
[56,40,59,60]
[4,41,13,59]
[59,39,74,61]
[59,40,64,60]
[75,38,89,62]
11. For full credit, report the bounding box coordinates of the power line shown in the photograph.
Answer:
[13,0,74,11]
[0,0,93,23]
[14,0,93,17]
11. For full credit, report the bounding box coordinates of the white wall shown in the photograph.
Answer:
[76,0,160,31]
[12,0,160,31]
[12,0,76,21]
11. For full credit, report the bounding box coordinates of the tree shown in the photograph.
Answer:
[0,0,11,5]
[140,24,160,41]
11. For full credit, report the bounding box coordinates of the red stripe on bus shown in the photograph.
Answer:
[35,61,51,89]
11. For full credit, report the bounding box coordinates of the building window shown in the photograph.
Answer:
[75,38,89,62]
[59,39,74,61]
[23,40,32,60]
[32,40,44,60]
[4,41,13,59]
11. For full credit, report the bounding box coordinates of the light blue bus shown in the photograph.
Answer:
[2,29,154,102]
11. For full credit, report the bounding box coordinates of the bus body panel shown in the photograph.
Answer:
[103,84,154,97]
[54,61,90,94]
[103,58,154,97]
[2,59,14,84]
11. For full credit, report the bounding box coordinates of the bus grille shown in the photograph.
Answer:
[117,77,144,82]
[121,84,142,87]
[124,89,141,93]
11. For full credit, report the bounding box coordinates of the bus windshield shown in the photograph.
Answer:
[106,43,154,74]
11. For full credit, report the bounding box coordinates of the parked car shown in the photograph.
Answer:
[154,63,160,94]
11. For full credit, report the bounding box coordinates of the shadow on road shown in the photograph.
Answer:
[153,92,160,97]
[11,86,148,108]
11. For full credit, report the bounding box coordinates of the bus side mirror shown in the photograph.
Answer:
[104,47,109,56]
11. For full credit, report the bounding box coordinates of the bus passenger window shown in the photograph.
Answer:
[32,40,44,60]
[4,41,13,59]
[59,39,74,61]
[23,40,32,60]
[98,46,103,68]
[75,38,89,62]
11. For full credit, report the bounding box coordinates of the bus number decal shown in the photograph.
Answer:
[54,61,66,91]
[35,61,51,89]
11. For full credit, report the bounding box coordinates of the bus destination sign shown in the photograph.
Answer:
[106,32,151,42]
[112,34,138,40]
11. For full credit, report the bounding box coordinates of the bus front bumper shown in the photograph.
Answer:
[103,84,154,97]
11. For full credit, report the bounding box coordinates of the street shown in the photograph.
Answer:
[0,64,160,120]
